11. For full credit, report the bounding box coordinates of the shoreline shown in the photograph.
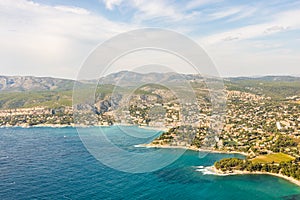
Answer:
[0,124,168,130]
[139,143,249,156]
[136,126,169,132]
[0,124,104,128]
[0,124,76,128]
[141,143,300,187]
[113,123,168,131]
[207,166,300,187]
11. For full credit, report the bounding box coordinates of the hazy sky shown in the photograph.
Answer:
[1,0,300,78]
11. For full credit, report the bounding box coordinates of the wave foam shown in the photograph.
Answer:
[195,166,229,176]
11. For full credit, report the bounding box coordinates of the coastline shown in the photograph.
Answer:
[113,123,169,131]
[136,126,169,132]
[140,143,300,187]
[207,166,300,187]
[0,124,76,128]
[139,143,249,156]
[0,124,168,130]
[0,124,145,129]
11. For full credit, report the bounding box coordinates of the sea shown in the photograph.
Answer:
[1,126,300,200]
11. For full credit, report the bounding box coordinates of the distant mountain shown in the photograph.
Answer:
[0,72,299,109]
[98,71,204,86]
[227,76,300,82]
[0,76,75,92]
[1,73,300,93]
[0,71,196,92]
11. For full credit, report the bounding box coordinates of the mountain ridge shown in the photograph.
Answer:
[1,71,300,92]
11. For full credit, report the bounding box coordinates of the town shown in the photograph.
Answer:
[1,88,299,160]
[1,76,300,182]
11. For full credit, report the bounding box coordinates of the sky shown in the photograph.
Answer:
[0,0,300,79]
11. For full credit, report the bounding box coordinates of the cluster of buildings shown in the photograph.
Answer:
[147,90,300,158]
[1,89,300,160]
[219,91,300,157]
[0,107,73,127]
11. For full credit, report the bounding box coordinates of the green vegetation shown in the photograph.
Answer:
[214,158,246,171]
[251,153,295,164]
[0,91,72,109]
[226,78,300,100]
[270,136,298,153]
[214,157,300,180]
[2,76,300,108]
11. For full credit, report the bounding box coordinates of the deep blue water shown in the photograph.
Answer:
[1,126,300,200]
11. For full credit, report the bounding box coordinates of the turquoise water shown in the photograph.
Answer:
[1,126,300,200]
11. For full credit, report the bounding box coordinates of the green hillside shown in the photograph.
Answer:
[0,74,300,109]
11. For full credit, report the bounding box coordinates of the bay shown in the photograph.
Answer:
[1,126,300,200]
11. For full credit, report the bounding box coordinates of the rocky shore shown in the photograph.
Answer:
[207,166,300,187]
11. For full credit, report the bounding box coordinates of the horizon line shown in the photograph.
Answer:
[0,71,299,81]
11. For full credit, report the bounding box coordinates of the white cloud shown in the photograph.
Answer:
[207,7,244,20]
[1,0,300,78]
[195,7,300,77]
[102,0,123,10]
[130,0,185,22]
[200,9,300,45]
[185,0,222,10]
[202,40,300,77]
[226,6,257,22]
[54,5,90,15]
[102,0,200,23]
[0,0,136,78]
